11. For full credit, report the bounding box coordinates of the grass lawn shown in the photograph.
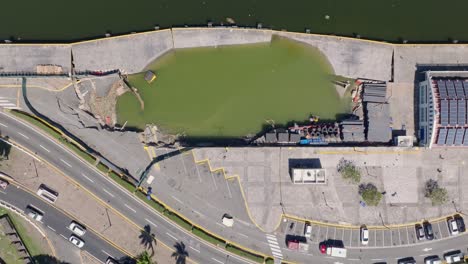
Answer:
[117,37,347,137]
[0,208,45,261]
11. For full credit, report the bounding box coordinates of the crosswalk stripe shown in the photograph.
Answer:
[266,236,278,242]
[266,234,277,239]
[269,244,280,250]
[272,253,283,258]
[270,247,282,253]
[267,238,279,244]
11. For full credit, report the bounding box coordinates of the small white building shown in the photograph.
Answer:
[291,168,326,184]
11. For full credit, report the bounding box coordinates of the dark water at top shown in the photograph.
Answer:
[3,0,468,42]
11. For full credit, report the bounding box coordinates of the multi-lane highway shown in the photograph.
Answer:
[0,111,254,264]
[0,182,125,262]
[1,109,468,264]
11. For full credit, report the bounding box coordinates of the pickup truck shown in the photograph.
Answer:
[326,246,347,258]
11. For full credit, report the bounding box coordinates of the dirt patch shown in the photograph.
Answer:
[2,149,175,263]
[87,79,128,128]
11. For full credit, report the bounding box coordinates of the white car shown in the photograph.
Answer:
[424,255,442,264]
[25,205,43,222]
[360,226,369,245]
[304,223,312,238]
[448,219,459,235]
[222,214,234,227]
[69,235,85,248]
[69,221,86,236]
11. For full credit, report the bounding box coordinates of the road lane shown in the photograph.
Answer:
[2,110,468,264]
[0,111,255,264]
[0,183,124,261]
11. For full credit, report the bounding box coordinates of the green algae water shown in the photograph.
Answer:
[2,0,468,42]
[117,37,347,137]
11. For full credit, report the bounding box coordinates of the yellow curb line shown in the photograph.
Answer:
[191,150,459,232]
[0,161,135,258]
[0,174,57,258]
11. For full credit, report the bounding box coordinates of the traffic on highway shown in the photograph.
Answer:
[1,109,468,264]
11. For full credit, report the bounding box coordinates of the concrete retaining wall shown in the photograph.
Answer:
[4,28,468,83]
[0,44,71,74]
[172,28,273,49]
[71,30,173,74]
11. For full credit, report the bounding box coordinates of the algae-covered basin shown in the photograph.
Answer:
[117,37,347,137]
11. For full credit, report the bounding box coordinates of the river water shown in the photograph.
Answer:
[4,0,468,42]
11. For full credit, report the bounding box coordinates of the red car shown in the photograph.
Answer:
[319,244,327,254]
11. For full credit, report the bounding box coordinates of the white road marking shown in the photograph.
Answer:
[371,259,383,261]
[39,145,50,152]
[420,254,430,257]
[81,173,94,183]
[189,246,200,253]
[18,132,29,139]
[211,258,223,264]
[47,225,56,232]
[238,233,248,238]
[124,203,137,213]
[145,218,158,227]
[102,249,113,258]
[60,159,72,168]
[103,188,115,198]
[0,122,7,127]
[166,232,178,241]
[192,209,204,217]
[60,234,67,239]
[349,259,360,261]
[171,195,183,204]
[0,190,6,194]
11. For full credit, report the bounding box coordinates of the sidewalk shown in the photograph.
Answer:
[2,148,175,264]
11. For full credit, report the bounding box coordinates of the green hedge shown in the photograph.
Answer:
[265,258,274,264]
[108,171,136,193]
[164,211,192,231]
[135,191,165,213]
[225,244,264,263]
[192,227,226,247]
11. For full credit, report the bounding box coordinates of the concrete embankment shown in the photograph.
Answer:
[0,44,71,73]
[2,28,468,84]
[71,29,173,74]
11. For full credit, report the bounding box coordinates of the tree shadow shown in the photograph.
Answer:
[33,255,70,264]
[172,241,189,264]
[0,136,11,160]
[139,224,156,256]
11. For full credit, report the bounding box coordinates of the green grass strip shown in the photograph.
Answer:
[10,110,96,164]
[265,258,274,264]
[0,209,43,256]
[225,244,264,263]
[192,227,226,247]
[135,191,165,213]
[97,162,109,174]
[109,171,136,193]
[163,211,192,231]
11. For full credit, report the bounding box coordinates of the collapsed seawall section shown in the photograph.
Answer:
[0,44,71,74]
[71,29,173,74]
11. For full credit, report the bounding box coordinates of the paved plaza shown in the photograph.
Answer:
[193,147,468,232]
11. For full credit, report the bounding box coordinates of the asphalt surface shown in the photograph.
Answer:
[0,182,124,262]
[2,109,468,264]
[0,111,254,264]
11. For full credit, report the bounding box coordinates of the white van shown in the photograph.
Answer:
[304,223,312,238]
[36,185,58,204]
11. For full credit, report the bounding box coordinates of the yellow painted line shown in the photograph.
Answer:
[0,163,135,258]
[192,150,458,233]
[71,29,172,45]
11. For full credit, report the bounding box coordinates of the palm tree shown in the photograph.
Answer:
[136,251,156,264]
[139,225,156,256]
[171,242,189,264]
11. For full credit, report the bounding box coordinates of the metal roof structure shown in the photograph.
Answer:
[340,119,365,142]
[362,83,387,103]
[433,77,468,146]
[366,102,392,143]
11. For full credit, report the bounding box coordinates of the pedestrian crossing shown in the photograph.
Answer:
[266,234,283,259]
[0,97,18,109]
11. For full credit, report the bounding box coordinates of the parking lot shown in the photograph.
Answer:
[279,216,462,250]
